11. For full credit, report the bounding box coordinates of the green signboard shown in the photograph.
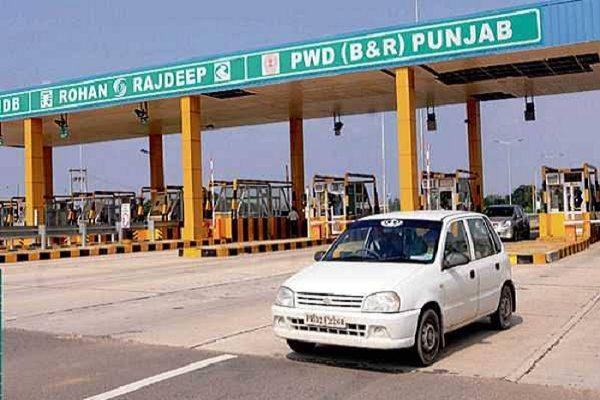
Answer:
[0,8,541,121]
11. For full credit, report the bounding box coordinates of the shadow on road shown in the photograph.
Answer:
[287,315,523,374]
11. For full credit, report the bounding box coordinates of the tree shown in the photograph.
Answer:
[484,194,508,208]
[389,197,401,212]
[512,185,535,213]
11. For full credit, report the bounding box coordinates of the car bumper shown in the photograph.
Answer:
[493,226,513,239]
[271,305,420,350]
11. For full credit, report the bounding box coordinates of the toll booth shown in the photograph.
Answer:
[210,179,295,242]
[130,186,184,241]
[540,164,600,242]
[45,191,136,227]
[421,170,476,211]
[0,197,26,227]
[308,173,380,239]
[45,191,137,245]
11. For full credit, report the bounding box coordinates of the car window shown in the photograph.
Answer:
[467,218,496,259]
[483,218,502,253]
[323,219,442,264]
[444,220,471,263]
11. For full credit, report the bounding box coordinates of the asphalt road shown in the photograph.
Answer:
[3,244,600,399]
[7,329,600,400]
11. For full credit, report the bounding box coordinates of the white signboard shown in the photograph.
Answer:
[120,203,131,229]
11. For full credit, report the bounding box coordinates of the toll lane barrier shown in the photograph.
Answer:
[0,238,230,264]
[507,238,591,265]
[179,237,334,258]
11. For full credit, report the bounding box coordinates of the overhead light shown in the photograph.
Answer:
[134,101,149,125]
[54,114,70,139]
[333,113,344,136]
[524,95,536,122]
[427,104,437,132]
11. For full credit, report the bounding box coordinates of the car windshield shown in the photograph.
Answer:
[485,206,515,217]
[322,218,442,264]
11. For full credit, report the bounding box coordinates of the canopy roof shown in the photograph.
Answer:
[1,0,599,147]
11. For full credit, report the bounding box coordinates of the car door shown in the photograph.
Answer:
[440,219,479,329]
[466,217,502,316]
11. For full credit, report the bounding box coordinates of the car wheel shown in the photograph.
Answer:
[287,339,316,354]
[413,308,441,366]
[491,285,513,330]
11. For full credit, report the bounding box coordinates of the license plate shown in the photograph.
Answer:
[305,314,346,328]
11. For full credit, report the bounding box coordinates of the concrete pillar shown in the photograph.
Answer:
[467,98,484,211]
[289,117,305,211]
[395,67,419,211]
[180,96,204,241]
[148,123,165,193]
[43,146,53,199]
[24,118,45,225]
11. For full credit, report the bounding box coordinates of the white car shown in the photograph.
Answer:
[272,211,515,366]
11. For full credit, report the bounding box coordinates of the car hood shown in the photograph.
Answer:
[284,261,423,296]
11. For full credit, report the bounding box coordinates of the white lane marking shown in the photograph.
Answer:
[82,354,237,400]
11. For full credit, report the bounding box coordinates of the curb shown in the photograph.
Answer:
[508,238,591,265]
[0,238,229,265]
[179,238,334,258]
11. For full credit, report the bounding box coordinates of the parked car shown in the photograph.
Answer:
[272,211,515,366]
[484,205,530,241]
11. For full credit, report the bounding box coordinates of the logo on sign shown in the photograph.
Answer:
[262,53,280,76]
[40,90,54,109]
[214,61,231,82]
[113,78,127,98]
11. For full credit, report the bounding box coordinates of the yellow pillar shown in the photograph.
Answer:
[149,123,165,193]
[396,67,419,211]
[467,98,484,211]
[180,96,204,240]
[289,117,305,211]
[43,146,53,199]
[24,118,45,226]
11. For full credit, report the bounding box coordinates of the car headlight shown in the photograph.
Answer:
[275,286,295,308]
[362,292,400,313]
[503,220,512,227]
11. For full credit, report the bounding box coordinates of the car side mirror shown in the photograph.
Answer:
[443,252,470,269]
[314,251,325,262]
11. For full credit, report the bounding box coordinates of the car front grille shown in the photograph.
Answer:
[296,292,364,309]
[288,318,366,337]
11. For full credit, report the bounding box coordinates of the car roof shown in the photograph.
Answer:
[360,210,482,222]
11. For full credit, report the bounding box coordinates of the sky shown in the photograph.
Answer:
[1,0,598,200]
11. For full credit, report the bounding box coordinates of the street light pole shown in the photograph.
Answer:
[494,138,524,205]
[415,0,426,209]
[507,145,512,205]
[380,113,387,213]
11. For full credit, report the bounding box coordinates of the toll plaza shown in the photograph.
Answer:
[1,0,600,263]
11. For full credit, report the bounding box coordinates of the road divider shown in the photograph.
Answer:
[506,238,592,265]
[180,237,334,258]
[0,238,229,264]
